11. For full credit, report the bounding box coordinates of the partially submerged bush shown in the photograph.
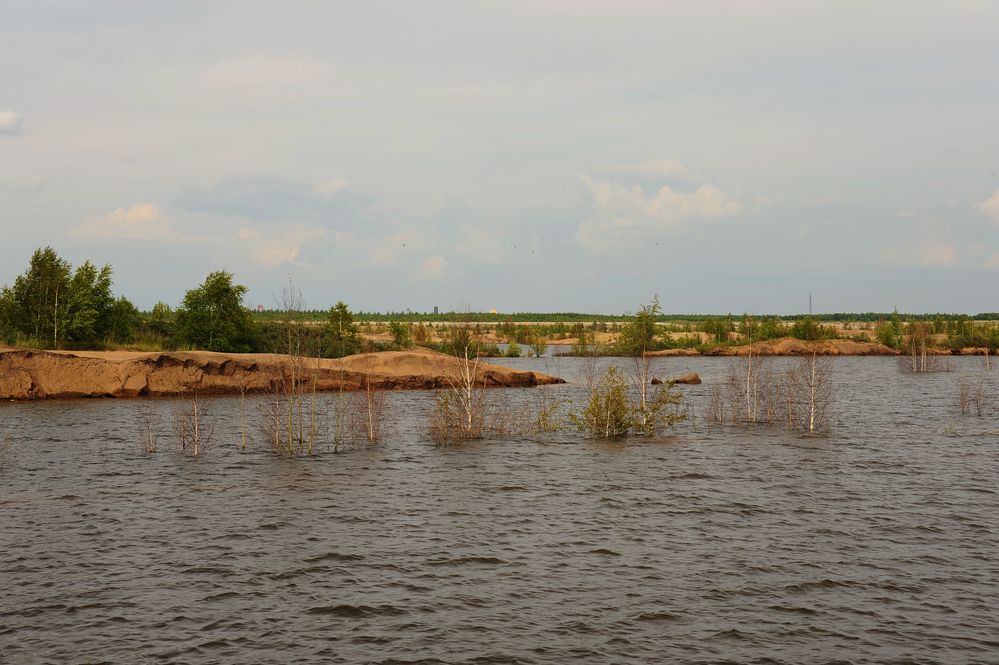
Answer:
[570,364,685,438]
[711,352,834,433]
[957,376,991,417]
[429,348,486,445]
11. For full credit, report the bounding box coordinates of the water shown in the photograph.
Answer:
[1,357,997,664]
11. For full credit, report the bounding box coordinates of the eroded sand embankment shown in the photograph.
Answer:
[646,338,901,357]
[0,346,564,400]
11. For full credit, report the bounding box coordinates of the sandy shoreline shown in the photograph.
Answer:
[0,346,564,401]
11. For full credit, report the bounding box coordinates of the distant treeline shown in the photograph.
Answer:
[3,247,997,356]
[252,310,999,323]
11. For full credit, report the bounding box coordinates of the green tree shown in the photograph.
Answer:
[147,301,176,338]
[175,271,253,352]
[876,311,903,349]
[617,295,663,356]
[788,316,829,341]
[104,296,141,344]
[389,320,412,348]
[0,247,71,346]
[62,260,114,343]
[327,301,359,357]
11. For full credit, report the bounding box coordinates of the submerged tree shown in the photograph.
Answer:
[571,363,685,438]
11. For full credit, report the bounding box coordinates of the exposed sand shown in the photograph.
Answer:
[647,338,900,357]
[0,346,564,401]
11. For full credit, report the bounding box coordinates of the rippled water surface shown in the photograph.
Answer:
[2,357,998,664]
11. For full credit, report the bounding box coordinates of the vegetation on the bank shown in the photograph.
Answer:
[0,247,139,349]
[3,247,998,357]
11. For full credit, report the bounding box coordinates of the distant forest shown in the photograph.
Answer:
[2,247,997,355]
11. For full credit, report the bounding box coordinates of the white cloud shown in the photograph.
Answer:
[236,225,327,268]
[70,203,176,240]
[0,110,23,135]
[456,224,508,264]
[575,174,743,250]
[202,56,330,88]
[0,176,43,193]
[980,188,999,223]
[878,241,957,268]
[417,255,448,279]
[314,179,350,199]
[609,160,688,178]
[752,195,775,212]
[368,231,420,267]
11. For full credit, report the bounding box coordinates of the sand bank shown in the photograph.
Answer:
[0,346,563,400]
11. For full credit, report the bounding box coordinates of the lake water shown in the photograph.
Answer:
[1,356,997,664]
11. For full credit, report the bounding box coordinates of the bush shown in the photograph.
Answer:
[571,365,632,437]
[570,364,686,438]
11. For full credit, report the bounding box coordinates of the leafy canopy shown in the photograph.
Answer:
[175,270,253,352]
[0,246,137,347]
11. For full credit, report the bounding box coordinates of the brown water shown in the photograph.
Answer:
[1,357,998,664]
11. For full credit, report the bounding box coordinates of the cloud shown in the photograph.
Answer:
[983,252,999,270]
[574,174,742,250]
[202,55,329,88]
[0,176,44,193]
[878,241,957,268]
[0,110,23,135]
[417,255,448,279]
[608,160,688,178]
[177,175,367,223]
[368,231,419,267]
[235,224,328,268]
[980,188,999,223]
[314,179,350,199]
[752,195,775,212]
[70,203,176,240]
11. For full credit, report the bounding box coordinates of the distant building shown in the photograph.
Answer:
[433,306,438,315]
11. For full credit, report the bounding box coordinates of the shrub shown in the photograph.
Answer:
[571,365,632,437]
[570,364,685,438]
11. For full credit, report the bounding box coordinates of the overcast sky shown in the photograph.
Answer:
[2,0,998,314]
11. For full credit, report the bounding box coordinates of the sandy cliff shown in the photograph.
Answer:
[0,346,564,400]
[646,338,900,357]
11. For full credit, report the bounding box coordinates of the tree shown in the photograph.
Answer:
[175,271,253,352]
[147,301,176,338]
[0,247,127,348]
[62,260,114,343]
[877,311,903,349]
[389,320,412,348]
[618,295,663,356]
[0,247,71,346]
[104,296,141,344]
[327,301,359,357]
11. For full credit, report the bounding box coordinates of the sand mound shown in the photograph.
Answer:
[0,346,563,400]
[709,338,899,356]
[647,338,901,357]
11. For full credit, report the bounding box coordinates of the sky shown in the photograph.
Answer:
[2,0,999,315]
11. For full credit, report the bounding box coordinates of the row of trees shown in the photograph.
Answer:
[0,248,367,356]
[0,247,139,348]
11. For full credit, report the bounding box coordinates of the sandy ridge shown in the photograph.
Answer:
[645,338,901,357]
[0,346,564,401]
